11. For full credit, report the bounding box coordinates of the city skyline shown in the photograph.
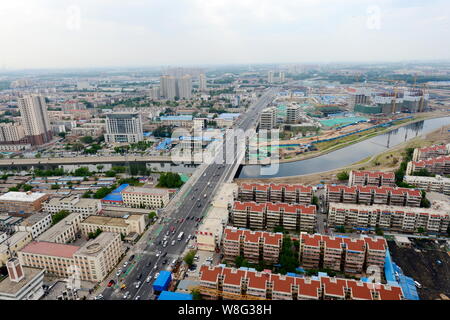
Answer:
[1,0,450,69]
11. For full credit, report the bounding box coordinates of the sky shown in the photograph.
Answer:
[0,0,449,69]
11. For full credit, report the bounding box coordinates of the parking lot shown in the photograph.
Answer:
[388,239,450,300]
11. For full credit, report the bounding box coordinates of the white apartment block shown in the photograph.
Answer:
[121,186,170,209]
[328,202,450,234]
[404,175,450,195]
[37,212,88,244]
[104,112,143,144]
[14,212,52,239]
[259,107,277,130]
[43,195,102,215]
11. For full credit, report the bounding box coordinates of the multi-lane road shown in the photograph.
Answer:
[100,87,278,300]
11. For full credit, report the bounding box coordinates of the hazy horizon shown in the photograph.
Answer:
[1,0,449,69]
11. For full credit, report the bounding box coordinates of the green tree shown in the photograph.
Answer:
[80,136,94,144]
[23,184,33,192]
[234,256,248,268]
[52,210,70,225]
[96,165,104,173]
[51,184,60,190]
[184,250,196,267]
[336,171,349,181]
[191,288,202,300]
[74,167,91,177]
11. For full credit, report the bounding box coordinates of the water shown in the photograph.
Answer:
[238,116,450,179]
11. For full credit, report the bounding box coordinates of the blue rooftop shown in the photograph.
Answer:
[102,183,129,202]
[217,113,240,120]
[160,115,193,121]
[158,291,192,300]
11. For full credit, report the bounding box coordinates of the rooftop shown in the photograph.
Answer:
[20,241,80,259]
[0,192,47,202]
[75,232,119,257]
[0,266,44,296]
[82,215,128,228]
[122,186,169,195]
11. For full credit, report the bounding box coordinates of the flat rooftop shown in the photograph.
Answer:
[0,192,47,202]
[20,241,80,259]
[19,212,51,227]
[0,266,44,295]
[82,215,128,228]
[75,232,118,257]
[122,186,169,195]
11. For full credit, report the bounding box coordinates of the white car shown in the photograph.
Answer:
[123,291,130,299]
[155,251,161,257]
[123,261,129,268]
[154,272,160,279]
[146,276,152,283]
[116,269,122,276]
[135,281,141,289]
[206,256,213,262]
[171,240,176,246]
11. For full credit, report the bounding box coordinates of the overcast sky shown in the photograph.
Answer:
[1,0,449,69]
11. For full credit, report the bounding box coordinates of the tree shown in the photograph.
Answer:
[51,184,60,190]
[23,184,33,192]
[80,136,94,144]
[74,167,91,177]
[88,228,103,239]
[157,172,183,188]
[375,227,384,236]
[420,190,431,208]
[234,256,248,268]
[148,211,157,221]
[417,227,425,234]
[52,210,70,225]
[191,288,202,300]
[58,132,67,139]
[184,250,196,267]
[336,171,349,181]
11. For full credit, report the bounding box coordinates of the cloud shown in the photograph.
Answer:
[0,0,449,69]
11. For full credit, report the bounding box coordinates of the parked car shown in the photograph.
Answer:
[154,272,160,279]
[107,280,115,287]
[129,255,135,261]
[135,281,142,289]
[146,276,152,283]
[171,240,176,246]
[123,261,129,268]
[116,269,122,276]
[123,291,130,299]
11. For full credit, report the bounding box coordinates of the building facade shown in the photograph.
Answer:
[17,95,52,145]
[104,113,144,144]
[121,186,170,209]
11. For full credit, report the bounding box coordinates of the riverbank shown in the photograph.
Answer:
[235,122,450,185]
[264,111,449,165]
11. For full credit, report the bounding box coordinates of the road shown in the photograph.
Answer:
[100,87,279,300]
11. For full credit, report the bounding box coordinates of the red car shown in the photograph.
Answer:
[107,280,115,287]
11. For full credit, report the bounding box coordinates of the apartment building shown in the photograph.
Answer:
[0,192,49,217]
[404,175,450,195]
[299,233,387,274]
[222,227,283,264]
[348,171,396,187]
[237,183,313,204]
[0,123,26,144]
[412,144,450,161]
[43,195,102,215]
[328,202,450,234]
[17,94,52,146]
[18,232,123,282]
[230,201,316,232]
[259,107,277,130]
[80,214,145,237]
[199,265,403,300]
[406,156,450,176]
[325,185,422,207]
[14,212,52,239]
[121,186,170,209]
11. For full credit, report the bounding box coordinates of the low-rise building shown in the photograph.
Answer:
[407,155,450,176]
[14,212,52,239]
[0,192,49,217]
[404,175,450,195]
[237,183,312,204]
[328,202,450,234]
[0,232,33,265]
[412,144,450,161]
[199,265,403,300]
[80,214,145,237]
[43,195,102,215]
[121,186,170,209]
[37,212,87,244]
[348,171,396,187]
[222,227,283,263]
[18,232,123,282]
[0,258,45,300]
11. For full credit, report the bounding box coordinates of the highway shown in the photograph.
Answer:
[100,87,278,300]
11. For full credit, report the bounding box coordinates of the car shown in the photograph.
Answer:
[162,259,167,265]
[165,231,170,236]
[95,294,104,300]
[206,256,213,262]
[153,264,158,270]
[171,240,176,246]
[135,296,141,300]
[162,252,167,257]
[181,218,185,223]
[135,281,141,289]
[147,260,152,267]
[172,230,176,235]
[171,259,177,265]
[156,251,161,257]
[129,255,135,261]
[107,280,115,287]
[154,272,160,279]
[123,291,130,299]
[163,241,168,248]
[185,237,190,243]
[194,255,199,261]
[123,261,129,268]
[196,223,199,227]
[137,273,142,280]
[196,218,201,222]
[163,236,168,241]
[146,276,152,283]
[116,269,122,276]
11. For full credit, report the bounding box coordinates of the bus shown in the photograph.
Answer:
[177,232,184,241]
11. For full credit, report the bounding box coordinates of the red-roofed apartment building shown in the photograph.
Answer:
[222,227,283,264]
[412,144,450,161]
[198,265,404,300]
[349,170,396,187]
[237,183,313,204]
[299,233,387,274]
[407,155,450,176]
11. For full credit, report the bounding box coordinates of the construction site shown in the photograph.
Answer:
[388,238,450,300]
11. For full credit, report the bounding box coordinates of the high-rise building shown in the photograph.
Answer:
[104,113,143,144]
[199,73,207,91]
[286,105,301,124]
[17,95,52,145]
[177,75,192,100]
[259,107,277,130]
[267,71,274,83]
[279,72,285,83]
[160,75,177,100]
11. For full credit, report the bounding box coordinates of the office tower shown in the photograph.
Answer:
[279,72,285,82]
[160,75,177,100]
[17,95,52,145]
[268,71,274,83]
[259,107,277,130]
[199,73,207,91]
[104,113,143,143]
[177,75,192,100]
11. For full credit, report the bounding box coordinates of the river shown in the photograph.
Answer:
[238,116,450,179]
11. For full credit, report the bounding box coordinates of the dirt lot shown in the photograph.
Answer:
[388,239,450,300]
